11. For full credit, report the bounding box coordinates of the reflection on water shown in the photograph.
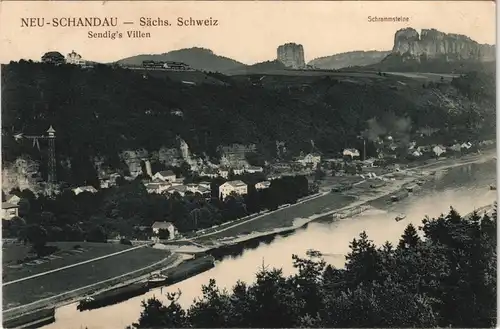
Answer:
[45,160,497,329]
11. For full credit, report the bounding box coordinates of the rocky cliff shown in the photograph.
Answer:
[393,28,495,62]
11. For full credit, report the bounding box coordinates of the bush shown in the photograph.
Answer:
[120,238,133,246]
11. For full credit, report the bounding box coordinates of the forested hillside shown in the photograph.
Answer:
[1,61,496,179]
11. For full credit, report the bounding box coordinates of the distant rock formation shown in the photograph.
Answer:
[308,51,390,70]
[392,28,495,62]
[277,43,305,69]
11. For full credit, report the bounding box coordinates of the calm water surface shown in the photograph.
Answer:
[44,160,497,329]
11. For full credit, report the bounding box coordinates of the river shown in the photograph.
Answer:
[44,159,497,329]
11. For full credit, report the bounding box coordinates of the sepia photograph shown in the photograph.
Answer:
[0,1,497,328]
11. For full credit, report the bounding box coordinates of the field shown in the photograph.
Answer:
[196,193,356,242]
[126,67,226,85]
[3,244,171,311]
[2,242,134,282]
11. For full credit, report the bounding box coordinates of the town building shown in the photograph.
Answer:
[198,181,211,189]
[255,181,271,190]
[151,221,177,240]
[165,185,188,197]
[144,179,172,194]
[152,170,176,182]
[200,168,219,178]
[343,149,360,159]
[219,168,230,179]
[297,153,321,168]
[461,142,473,149]
[2,202,19,220]
[233,167,246,176]
[246,166,264,173]
[433,145,446,157]
[72,186,98,195]
[219,180,248,199]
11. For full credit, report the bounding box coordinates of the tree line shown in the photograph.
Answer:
[2,174,311,252]
[130,206,497,328]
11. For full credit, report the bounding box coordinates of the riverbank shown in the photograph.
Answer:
[162,150,496,254]
[40,155,497,329]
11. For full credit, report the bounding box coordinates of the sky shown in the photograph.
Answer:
[0,1,496,64]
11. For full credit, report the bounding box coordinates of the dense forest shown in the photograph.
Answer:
[1,61,496,181]
[130,206,497,328]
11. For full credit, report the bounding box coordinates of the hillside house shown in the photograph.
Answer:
[152,170,176,182]
[2,202,19,220]
[219,180,248,199]
[72,186,98,195]
[151,221,177,240]
[343,149,360,159]
[255,181,271,190]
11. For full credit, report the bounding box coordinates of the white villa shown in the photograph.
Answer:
[343,149,360,159]
[151,221,177,240]
[219,180,248,199]
[255,181,271,190]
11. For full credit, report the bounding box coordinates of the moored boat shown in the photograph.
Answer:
[77,282,150,312]
[146,273,168,288]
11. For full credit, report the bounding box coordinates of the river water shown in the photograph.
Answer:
[44,159,497,329]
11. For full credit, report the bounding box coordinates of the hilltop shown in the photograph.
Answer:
[116,47,245,73]
[308,51,390,70]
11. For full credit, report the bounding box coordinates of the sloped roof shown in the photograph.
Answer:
[157,170,175,177]
[2,202,19,209]
[151,221,174,229]
[223,180,247,188]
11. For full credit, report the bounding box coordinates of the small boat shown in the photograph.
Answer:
[490,185,496,190]
[146,273,168,288]
[395,213,406,222]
